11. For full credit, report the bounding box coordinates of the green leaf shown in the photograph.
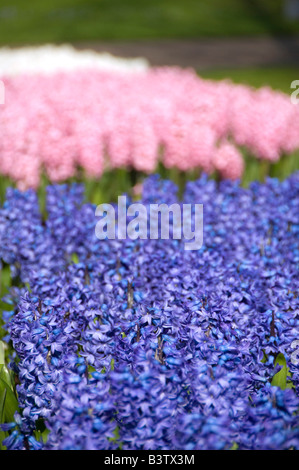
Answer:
[0,341,18,449]
[108,425,122,448]
[0,341,4,365]
[24,282,32,293]
[0,387,7,423]
[0,364,14,392]
[260,350,267,363]
[0,387,8,450]
[0,376,19,423]
[34,418,50,444]
[0,431,7,450]
[70,253,79,264]
[230,442,239,450]
[271,353,292,390]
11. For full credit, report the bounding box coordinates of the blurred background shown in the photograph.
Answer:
[0,0,299,93]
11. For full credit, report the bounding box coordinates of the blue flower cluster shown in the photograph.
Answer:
[0,173,298,450]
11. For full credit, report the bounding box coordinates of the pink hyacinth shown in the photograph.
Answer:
[212,141,244,180]
[0,67,298,189]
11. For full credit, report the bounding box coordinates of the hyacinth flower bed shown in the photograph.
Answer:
[1,65,299,195]
[0,173,298,450]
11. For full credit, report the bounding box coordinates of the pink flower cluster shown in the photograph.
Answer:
[1,67,298,189]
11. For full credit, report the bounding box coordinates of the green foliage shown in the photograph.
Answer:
[70,253,80,264]
[261,350,294,391]
[230,442,239,450]
[271,353,293,390]
[0,342,19,450]
[200,66,299,95]
[0,263,19,450]
[0,341,4,366]
[0,263,13,343]
[34,418,50,445]
[0,0,299,45]
[108,425,122,449]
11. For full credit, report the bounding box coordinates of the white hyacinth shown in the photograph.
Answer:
[0,44,149,77]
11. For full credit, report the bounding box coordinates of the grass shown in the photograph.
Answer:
[200,66,299,95]
[0,0,299,45]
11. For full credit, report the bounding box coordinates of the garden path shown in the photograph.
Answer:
[74,35,299,70]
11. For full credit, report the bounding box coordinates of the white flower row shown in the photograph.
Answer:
[0,44,149,77]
